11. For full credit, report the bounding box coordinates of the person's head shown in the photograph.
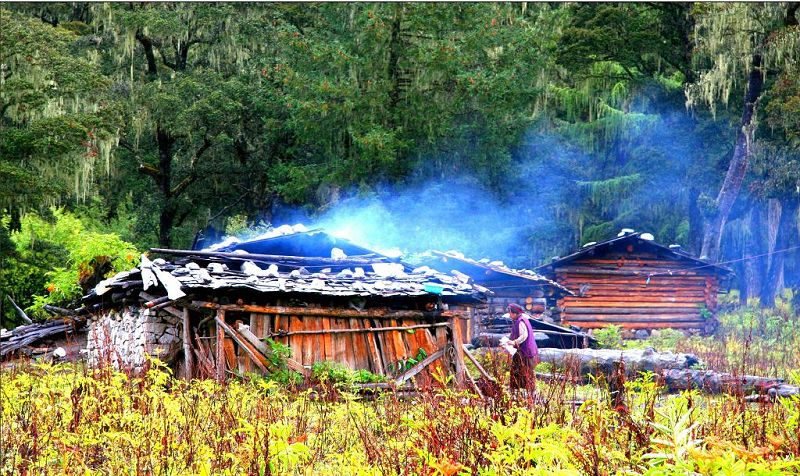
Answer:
[507,303,524,318]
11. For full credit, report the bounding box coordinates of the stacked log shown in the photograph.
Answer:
[556,256,719,333]
[1,318,86,358]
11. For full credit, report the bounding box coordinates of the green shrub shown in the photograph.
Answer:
[3,208,139,320]
[310,361,385,386]
[593,325,623,349]
[647,328,685,350]
[267,369,305,386]
[263,338,293,369]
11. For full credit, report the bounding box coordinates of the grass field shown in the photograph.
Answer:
[2,304,799,475]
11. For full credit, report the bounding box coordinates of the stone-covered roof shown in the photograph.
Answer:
[81,251,490,309]
[411,250,574,296]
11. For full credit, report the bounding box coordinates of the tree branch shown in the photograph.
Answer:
[190,136,213,169]
[170,173,198,199]
[158,49,177,71]
[208,192,249,223]
[170,136,213,198]
[174,204,195,229]
[138,163,162,179]
[135,31,158,76]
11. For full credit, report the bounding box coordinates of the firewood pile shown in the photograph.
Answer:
[1,317,85,358]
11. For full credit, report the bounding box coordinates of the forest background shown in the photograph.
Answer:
[1,3,799,326]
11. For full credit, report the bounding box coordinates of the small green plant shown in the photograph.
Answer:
[267,369,305,386]
[699,306,713,320]
[310,361,384,387]
[311,361,354,384]
[394,347,428,374]
[263,338,293,369]
[647,328,685,350]
[593,325,623,349]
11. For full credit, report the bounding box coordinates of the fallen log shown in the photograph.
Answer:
[537,347,700,376]
[507,347,800,399]
[661,368,799,398]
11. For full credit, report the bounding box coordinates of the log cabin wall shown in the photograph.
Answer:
[248,313,449,376]
[201,304,459,381]
[555,254,720,333]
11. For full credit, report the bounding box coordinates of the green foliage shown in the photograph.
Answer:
[8,208,138,318]
[1,3,799,307]
[0,8,121,211]
[647,329,686,350]
[310,361,385,386]
[267,369,305,387]
[593,325,624,349]
[394,347,428,374]
[263,338,293,370]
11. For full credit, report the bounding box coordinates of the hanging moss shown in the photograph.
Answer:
[577,173,643,214]
[687,4,800,116]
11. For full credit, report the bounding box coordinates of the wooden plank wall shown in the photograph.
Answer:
[239,313,449,378]
[557,255,719,330]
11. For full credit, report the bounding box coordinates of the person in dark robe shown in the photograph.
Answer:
[507,303,540,390]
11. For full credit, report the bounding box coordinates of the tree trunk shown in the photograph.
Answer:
[687,187,704,255]
[742,203,765,304]
[386,4,404,127]
[760,198,798,307]
[135,32,158,76]
[700,54,764,261]
[157,126,176,248]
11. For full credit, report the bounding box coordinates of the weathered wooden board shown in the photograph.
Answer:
[563,307,702,314]
[562,314,703,321]
[565,321,705,329]
[364,319,383,374]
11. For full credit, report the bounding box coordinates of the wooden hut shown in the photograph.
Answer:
[536,231,732,334]
[77,231,487,385]
[413,251,593,348]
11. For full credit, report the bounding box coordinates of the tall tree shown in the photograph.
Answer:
[550,3,725,251]
[754,69,800,306]
[689,3,800,261]
[94,4,277,247]
[0,8,119,220]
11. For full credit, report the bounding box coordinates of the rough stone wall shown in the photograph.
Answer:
[85,307,181,372]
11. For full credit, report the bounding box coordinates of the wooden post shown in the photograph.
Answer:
[394,349,445,386]
[450,317,467,386]
[462,344,495,383]
[237,323,309,376]
[182,307,194,379]
[215,310,226,382]
[216,317,270,374]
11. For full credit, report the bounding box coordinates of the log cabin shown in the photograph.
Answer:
[70,228,488,385]
[412,251,593,348]
[536,230,733,335]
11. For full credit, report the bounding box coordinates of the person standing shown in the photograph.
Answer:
[507,303,540,390]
